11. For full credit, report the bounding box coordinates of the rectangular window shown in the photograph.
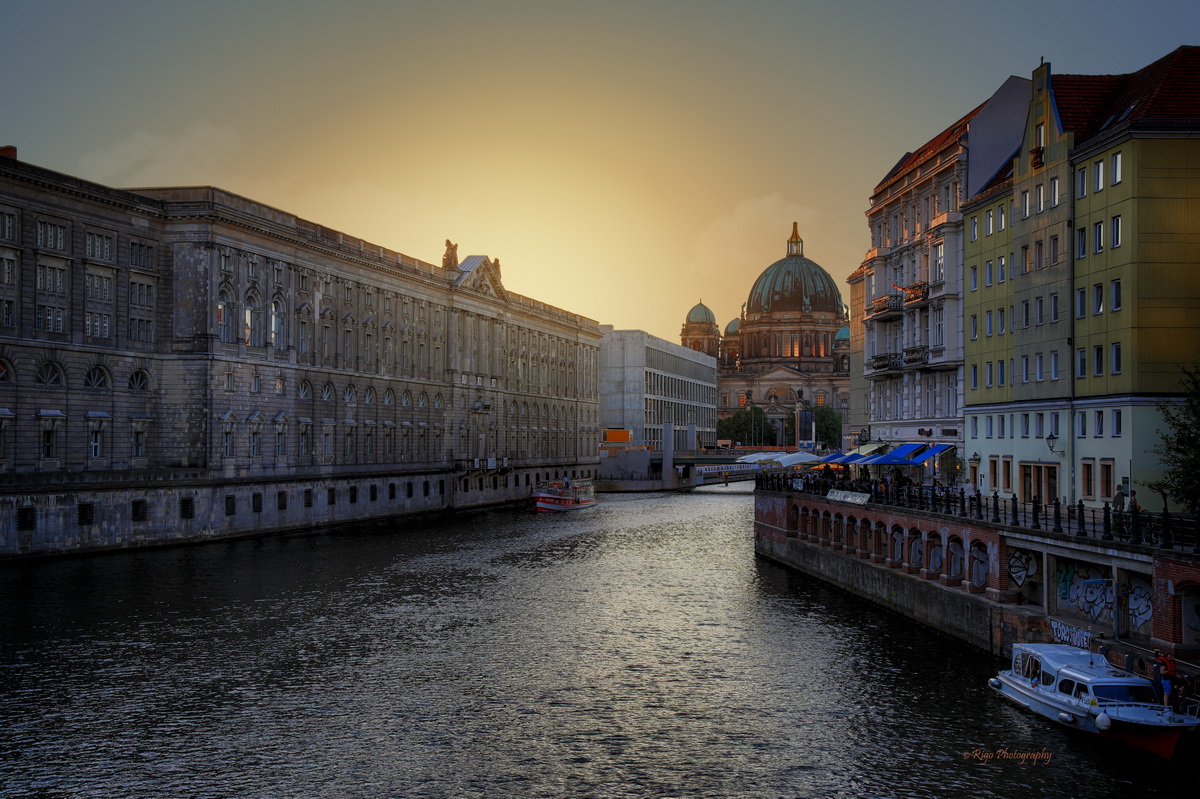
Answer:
[985,261,993,286]
[1094,345,1104,376]
[970,266,978,291]
[1111,215,1121,248]
[998,204,1006,230]
[1036,353,1044,382]
[1022,355,1030,383]
[1021,246,1030,274]
[1076,167,1087,198]
[1077,228,1086,259]
[1036,297,1044,325]
[1050,293,1059,322]
[1022,301,1030,328]
[998,308,1006,334]
[1113,409,1123,436]
[1036,413,1044,437]
[986,416,994,438]
[1111,151,1123,184]
[970,216,978,241]
[986,362,993,387]
[986,311,993,336]
[1093,283,1104,314]
[1078,411,1087,437]
[1076,288,1086,318]
[1111,279,1122,311]
[997,255,1006,283]
[1035,240,1043,270]
[88,430,102,458]
[1049,235,1059,265]
[1077,348,1087,378]
[1094,222,1104,253]
[1111,342,1122,374]
[1021,414,1030,437]
[1094,410,1104,437]
[1036,184,1044,213]
[999,360,1006,386]
[999,415,1006,438]
[985,210,993,235]
[1094,160,1104,192]
[970,315,978,339]
[971,364,978,389]
[1050,177,1060,206]
[1021,191,1029,218]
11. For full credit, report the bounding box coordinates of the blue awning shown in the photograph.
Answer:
[859,443,923,465]
[906,443,953,464]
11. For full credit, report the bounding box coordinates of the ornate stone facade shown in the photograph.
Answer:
[0,150,601,556]
[684,225,850,446]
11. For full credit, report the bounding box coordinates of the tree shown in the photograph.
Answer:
[814,406,842,450]
[716,407,776,446]
[1148,364,1200,517]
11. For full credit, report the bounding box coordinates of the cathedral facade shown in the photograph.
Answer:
[681,224,850,446]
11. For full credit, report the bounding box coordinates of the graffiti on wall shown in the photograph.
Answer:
[1055,560,1112,623]
[1050,619,1093,648]
[1008,549,1038,587]
[1126,575,1152,635]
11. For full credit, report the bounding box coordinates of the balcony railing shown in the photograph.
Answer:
[868,352,903,373]
[903,282,929,305]
[867,295,903,319]
[902,345,929,366]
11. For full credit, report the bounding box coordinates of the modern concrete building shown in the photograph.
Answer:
[0,148,602,556]
[962,47,1200,509]
[848,76,1029,479]
[598,327,717,451]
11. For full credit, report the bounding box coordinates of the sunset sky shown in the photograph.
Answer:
[4,0,1195,341]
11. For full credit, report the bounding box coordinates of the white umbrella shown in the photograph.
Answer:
[772,451,823,468]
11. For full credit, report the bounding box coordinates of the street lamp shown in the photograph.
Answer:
[1046,432,1063,456]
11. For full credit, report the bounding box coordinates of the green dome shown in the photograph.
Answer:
[685,301,716,325]
[746,225,843,315]
[724,318,740,335]
[835,326,850,340]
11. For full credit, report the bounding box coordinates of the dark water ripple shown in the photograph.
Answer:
[0,487,1192,797]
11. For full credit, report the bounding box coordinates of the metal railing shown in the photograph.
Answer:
[757,473,1199,554]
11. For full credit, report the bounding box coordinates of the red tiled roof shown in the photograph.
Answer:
[1053,45,1200,144]
[872,102,984,195]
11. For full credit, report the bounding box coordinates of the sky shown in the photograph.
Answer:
[3,0,1196,341]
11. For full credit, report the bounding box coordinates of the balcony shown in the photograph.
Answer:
[903,282,929,307]
[866,352,903,378]
[902,345,929,366]
[867,295,903,321]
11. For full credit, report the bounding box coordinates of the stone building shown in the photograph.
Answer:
[0,148,602,556]
[690,224,850,446]
[848,76,1029,476]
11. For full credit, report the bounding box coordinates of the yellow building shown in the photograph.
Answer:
[963,47,1200,508]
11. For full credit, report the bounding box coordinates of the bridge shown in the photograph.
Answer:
[596,448,823,491]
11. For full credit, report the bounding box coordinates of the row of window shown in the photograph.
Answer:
[0,210,157,265]
[0,360,151,390]
[969,343,1122,389]
[970,408,1123,440]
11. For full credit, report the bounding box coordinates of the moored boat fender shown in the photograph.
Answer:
[988,678,1001,689]
[1058,712,1075,724]
[1095,713,1112,731]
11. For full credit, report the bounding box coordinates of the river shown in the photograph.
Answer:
[0,486,1192,797]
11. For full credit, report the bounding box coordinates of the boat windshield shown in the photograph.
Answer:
[1092,683,1159,704]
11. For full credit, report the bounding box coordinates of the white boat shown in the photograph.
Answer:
[531,478,597,512]
[989,643,1200,759]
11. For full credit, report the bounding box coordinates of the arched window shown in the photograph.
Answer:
[217,291,232,343]
[298,380,312,399]
[243,294,261,346]
[322,382,334,401]
[37,362,64,386]
[383,389,394,406]
[433,394,443,409]
[343,385,357,403]
[83,366,110,390]
[128,369,150,391]
[363,386,375,404]
[271,298,285,350]
[417,392,427,408]
[401,391,412,407]
[0,360,11,384]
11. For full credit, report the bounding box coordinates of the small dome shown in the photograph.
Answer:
[685,301,716,325]
[745,225,843,315]
[724,318,741,335]
[835,326,850,341]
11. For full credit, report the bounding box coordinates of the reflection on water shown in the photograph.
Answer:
[0,486,1191,797]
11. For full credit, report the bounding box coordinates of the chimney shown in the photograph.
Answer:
[0,146,16,159]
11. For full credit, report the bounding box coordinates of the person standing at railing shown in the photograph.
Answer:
[1114,485,1126,514]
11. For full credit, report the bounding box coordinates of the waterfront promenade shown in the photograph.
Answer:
[753,473,1200,675]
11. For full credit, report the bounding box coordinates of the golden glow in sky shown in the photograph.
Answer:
[3,0,1196,340]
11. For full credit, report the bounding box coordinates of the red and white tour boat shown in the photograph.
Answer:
[531,478,597,512]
